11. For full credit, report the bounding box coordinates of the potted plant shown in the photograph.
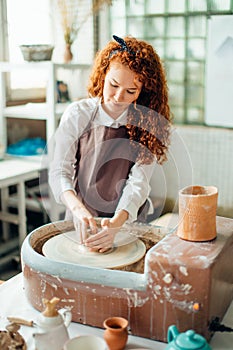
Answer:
[57,0,113,63]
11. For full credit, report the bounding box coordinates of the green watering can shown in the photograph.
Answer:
[166,325,212,350]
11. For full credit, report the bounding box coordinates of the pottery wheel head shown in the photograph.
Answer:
[67,226,138,247]
[42,230,146,269]
[75,243,114,255]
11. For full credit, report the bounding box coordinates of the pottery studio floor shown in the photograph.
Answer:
[0,209,46,281]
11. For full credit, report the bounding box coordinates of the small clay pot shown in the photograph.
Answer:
[103,316,128,350]
[177,185,218,242]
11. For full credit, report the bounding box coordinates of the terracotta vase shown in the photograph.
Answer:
[64,44,73,63]
[176,185,218,242]
[103,316,128,350]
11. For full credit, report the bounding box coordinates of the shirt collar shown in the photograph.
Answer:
[96,104,128,127]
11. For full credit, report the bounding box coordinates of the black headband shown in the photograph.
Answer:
[109,35,136,58]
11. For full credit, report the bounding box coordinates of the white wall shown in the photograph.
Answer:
[150,125,233,218]
[205,15,233,127]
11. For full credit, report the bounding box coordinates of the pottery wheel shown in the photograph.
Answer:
[42,231,146,269]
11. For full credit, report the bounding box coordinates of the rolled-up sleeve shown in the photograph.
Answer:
[115,160,156,222]
[48,100,95,203]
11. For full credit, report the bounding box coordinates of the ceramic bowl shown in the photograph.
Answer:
[20,45,54,61]
[63,335,108,350]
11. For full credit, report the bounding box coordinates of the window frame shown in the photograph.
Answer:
[108,0,233,125]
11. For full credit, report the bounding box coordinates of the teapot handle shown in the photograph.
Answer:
[167,325,179,342]
[59,308,72,328]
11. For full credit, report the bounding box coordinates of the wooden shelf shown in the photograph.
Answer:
[4,102,70,120]
[0,62,90,222]
[0,61,91,151]
[0,61,91,72]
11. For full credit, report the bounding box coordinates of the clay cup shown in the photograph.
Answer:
[177,185,218,242]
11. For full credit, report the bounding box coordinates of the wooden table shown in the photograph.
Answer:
[0,157,45,246]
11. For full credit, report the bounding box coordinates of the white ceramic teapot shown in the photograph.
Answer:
[33,297,71,350]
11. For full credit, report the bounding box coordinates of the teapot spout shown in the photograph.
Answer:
[167,325,180,342]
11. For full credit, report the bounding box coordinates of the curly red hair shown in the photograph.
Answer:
[88,36,172,165]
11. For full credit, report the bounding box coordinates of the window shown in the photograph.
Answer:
[6,0,53,95]
[109,0,233,125]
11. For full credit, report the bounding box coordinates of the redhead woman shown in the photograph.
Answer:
[49,35,172,252]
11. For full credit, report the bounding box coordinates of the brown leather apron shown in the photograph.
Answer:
[72,116,149,221]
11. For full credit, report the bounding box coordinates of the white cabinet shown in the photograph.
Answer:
[0,62,91,221]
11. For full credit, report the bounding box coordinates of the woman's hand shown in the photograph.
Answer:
[84,210,129,253]
[72,205,97,244]
[84,218,119,253]
[61,190,98,245]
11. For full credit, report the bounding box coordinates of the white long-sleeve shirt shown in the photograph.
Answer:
[49,97,156,222]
